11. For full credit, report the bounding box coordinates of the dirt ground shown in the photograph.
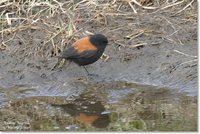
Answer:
[0,0,198,131]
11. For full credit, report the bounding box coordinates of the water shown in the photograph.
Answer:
[0,80,197,131]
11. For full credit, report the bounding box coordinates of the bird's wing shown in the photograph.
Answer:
[61,46,97,59]
[61,37,98,59]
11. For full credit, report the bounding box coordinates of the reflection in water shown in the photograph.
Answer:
[52,93,111,128]
[0,81,197,131]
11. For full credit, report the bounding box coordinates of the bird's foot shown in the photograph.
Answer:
[87,73,99,77]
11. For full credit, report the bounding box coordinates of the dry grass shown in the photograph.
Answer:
[0,0,197,62]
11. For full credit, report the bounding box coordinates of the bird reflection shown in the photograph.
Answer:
[52,93,110,128]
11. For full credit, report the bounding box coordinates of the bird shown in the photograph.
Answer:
[53,34,108,74]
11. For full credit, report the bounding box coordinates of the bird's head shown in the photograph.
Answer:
[89,34,108,47]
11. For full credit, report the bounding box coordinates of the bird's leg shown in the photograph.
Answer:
[83,66,99,77]
[83,66,89,75]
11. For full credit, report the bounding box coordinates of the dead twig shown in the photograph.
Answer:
[101,53,110,62]
[125,30,145,40]
[131,0,158,9]
[173,50,197,59]
[175,0,195,14]
[171,59,197,72]
[152,0,185,13]
[128,1,137,13]
[128,43,148,48]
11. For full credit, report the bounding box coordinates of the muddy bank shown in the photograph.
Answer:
[0,38,197,99]
[0,11,197,98]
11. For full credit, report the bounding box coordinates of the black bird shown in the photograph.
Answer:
[54,34,108,74]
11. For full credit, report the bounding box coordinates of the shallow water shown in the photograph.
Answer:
[0,80,197,131]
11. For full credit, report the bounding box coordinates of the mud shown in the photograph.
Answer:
[0,0,197,131]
